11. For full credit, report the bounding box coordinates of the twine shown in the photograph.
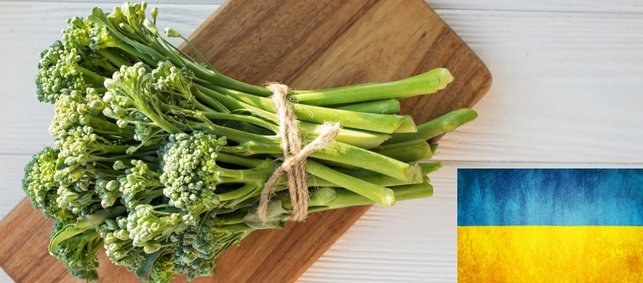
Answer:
[257,83,340,223]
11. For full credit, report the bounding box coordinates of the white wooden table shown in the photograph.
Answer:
[1,1,642,282]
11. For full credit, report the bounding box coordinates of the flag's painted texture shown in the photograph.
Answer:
[458,226,642,282]
[457,169,642,282]
[458,169,642,226]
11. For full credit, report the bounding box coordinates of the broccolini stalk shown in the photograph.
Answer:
[201,85,417,134]
[295,180,433,212]
[336,98,401,114]
[384,108,478,144]
[374,139,434,162]
[306,160,396,206]
[291,68,454,106]
[102,63,422,183]
[193,84,390,148]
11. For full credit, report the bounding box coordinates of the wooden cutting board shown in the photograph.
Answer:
[0,0,491,282]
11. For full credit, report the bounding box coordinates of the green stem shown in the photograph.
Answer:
[219,136,421,182]
[190,63,272,97]
[374,139,432,162]
[199,108,279,133]
[98,49,130,67]
[76,65,105,83]
[198,85,416,134]
[218,167,272,183]
[307,181,433,212]
[278,187,338,209]
[49,206,126,253]
[420,162,442,175]
[82,115,133,137]
[218,183,260,202]
[194,87,390,148]
[306,160,395,206]
[292,68,453,106]
[384,108,477,144]
[216,152,268,168]
[336,99,401,114]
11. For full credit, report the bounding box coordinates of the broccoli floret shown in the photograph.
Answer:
[36,41,90,103]
[52,126,126,213]
[151,61,196,108]
[108,2,148,37]
[50,88,128,140]
[148,252,175,283]
[50,222,102,280]
[95,177,121,208]
[173,222,251,280]
[49,206,125,279]
[172,225,215,280]
[104,62,202,136]
[99,216,147,271]
[126,204,187,251]
[135,249,176,283]
[118,159,164,209]
[23,147,75,221]
[160,132,226,219]
[62,17,93,50]
[104,63,179,134]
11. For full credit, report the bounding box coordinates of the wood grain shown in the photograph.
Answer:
[0,0,490,282]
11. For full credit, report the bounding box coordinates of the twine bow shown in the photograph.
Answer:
[257,83,340,223]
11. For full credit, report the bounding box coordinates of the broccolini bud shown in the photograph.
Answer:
[49,88,110,139]
[172,226,215,280]
[148,252,175,283]
[151,61,196,109]
[118,160,163,209]
[50,222,102,281]
[103,63,183,135]
[125,204,187,249]
[95,177,120,208]
[108,2,149,37]
[36,41,88,103]
[62,17,93,50]
[23,147,75,221]
[160,132,227,218]
[173,222,251,280]
[99,216,147,271]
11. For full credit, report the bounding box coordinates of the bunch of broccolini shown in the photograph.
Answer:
[23,2,477,282]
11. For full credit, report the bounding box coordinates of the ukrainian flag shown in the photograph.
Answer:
[457,169,642,283]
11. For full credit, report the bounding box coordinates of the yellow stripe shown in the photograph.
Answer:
[458,226,643,283]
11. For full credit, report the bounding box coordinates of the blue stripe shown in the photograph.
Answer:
[457,169,643,226]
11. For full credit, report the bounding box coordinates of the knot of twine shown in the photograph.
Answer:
[257,83,340,223]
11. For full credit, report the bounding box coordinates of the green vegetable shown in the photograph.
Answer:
[22,2,478,282]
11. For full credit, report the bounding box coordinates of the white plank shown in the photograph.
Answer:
[430,0,643,13]
[0,155,33,220]
[12,0,223,4]
[0,268,13,283]
[435,9,643,163]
